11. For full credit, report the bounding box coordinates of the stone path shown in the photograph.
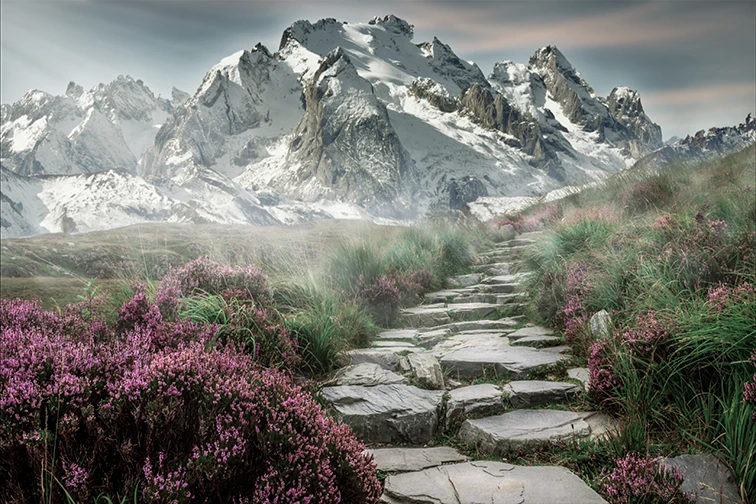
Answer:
[321,232,611,503]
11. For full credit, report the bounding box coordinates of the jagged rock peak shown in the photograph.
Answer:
[606,86,646,115]
[368,15,414,38]
[529,45,593,93]
[279,18,341,51]
[489,61,530,86]
[66,81,84,98]
[252,42,272,57]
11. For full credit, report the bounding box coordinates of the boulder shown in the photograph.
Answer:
[440,346,570,380]
[590,310,612,340]
[662,454,742,504]
[445,383,506,428]
[407,352,444,390]
[447,273,484,288]
[321,384,444,444]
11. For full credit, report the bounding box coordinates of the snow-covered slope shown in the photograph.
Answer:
[9,14,746,238]
[1,76,181,176]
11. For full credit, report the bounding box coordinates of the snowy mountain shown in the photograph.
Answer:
[1,14,750,239]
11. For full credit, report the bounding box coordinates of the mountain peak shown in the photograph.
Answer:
[66,81,84,98]
[530,45,576,75]
[368,14,414,38]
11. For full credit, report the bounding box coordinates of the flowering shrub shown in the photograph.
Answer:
[561,263,593,343]
[600,453,692,504]
[357,274,402,326]
[621,174,678,215]
[707,282,754,312]
[588,339,621,401]
[0,298,380,503]
[157,257,272,310]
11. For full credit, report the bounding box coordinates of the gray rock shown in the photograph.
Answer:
[340,348,405,370]
[447,273,484,288]
[479,282,518,294]
[446,302,499,320]
[423,290,464,303]
[375,329,419,342]
[381,461,608,504]
[510,335,562,348]
[576,411,618,441]
[473,262,511,275]
[454,293,499,304]
[368,446,468,473]
[423,319,519,334]
[400,305,451,327]
[567,367,590,390]
[497,293,526,305]
[458,410,591,453]
[503,380,581,407]
[441,346,570,380]
[482,274,525,285]
[508,326,555,339]
[332,363,408,386]
[407,352,444,390]
[372,340,417,348]
[321,384,444,444]
[662,454,742,504]
[445,384,506,428]
[414,328,451,348]
[590,310,613,340]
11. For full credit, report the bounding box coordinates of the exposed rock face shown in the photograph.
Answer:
[662,454,742,504]
[408,77,457,112]
[416,37,489,93]
[459,83,551,162]
[1,75,179,177]
[605,87,663,157]
[284,47,417,217]
[445,175,488,209]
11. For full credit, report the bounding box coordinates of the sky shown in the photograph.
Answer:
[1,0,754,140]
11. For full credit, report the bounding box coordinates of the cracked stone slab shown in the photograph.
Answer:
[321,384,444,444]
[440,346,570,380]
[473,262,511,275]
[380,461,608,504]
[375,329,420,342]
[424,290,466,303]
[510,335,562,348]
[502,381,582,407]
[459,410,591,453]
[430,332,510,358]
[340,348,417,370]
[482,274,526,285]
[332,363,408,386]
[368,447,469,473]
[445,383,506,428]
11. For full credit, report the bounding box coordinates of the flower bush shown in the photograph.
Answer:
[0,298,380,503]
[600,453,692,504]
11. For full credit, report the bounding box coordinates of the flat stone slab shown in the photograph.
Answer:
[423,290,464,303]
[482,274,525,285]
[567,367,590,390]
[372,340,417,348]
[423,319,519,334]
[440,346,570,380]
[381,461,608,504]
[321,385,444,444]
[478,282,518,294]
[662,454,742,504]
[454,293,499,304]
[445,383,506,427]
[332,363,408,387]
[400,306,451,327]
[430,332,510,357]
[508,326,555,339]
[368,447,469,473]
[447,273,484,288]
[375,329,419,341]
[458,410,591,453]
[510,335,562,348]
[340,348,408,370]
[503,381,582,407]
[446,302,499,320]
[473,262,511,275]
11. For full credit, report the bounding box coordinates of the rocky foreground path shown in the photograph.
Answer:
[321,232,613,503]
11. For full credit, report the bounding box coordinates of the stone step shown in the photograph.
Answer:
[400,305,451,328]
[380,462,608,504]
[446,302,500,321]
[481,274,526,285]
[419,318,520,334]
[458,409,591,453]
[447,273,484,288]
[423,289,465,304]
[508,325,555,339]
[496,293,526,304]
[368,447,469,473]
[477,282,518,294]
[503,238,538,247]
[472,262,511,275]
[444,383,506,428]
[340,348,416,371]
[510,335,562,348]
[440,346,571,380]
[453,293,499,304]
[502,380,582,407]
[321,384,444,445]
[332,363,408,387]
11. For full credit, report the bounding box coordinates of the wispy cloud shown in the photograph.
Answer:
[643,82,756,107]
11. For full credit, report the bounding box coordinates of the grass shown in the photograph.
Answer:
[508,144,756,502]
